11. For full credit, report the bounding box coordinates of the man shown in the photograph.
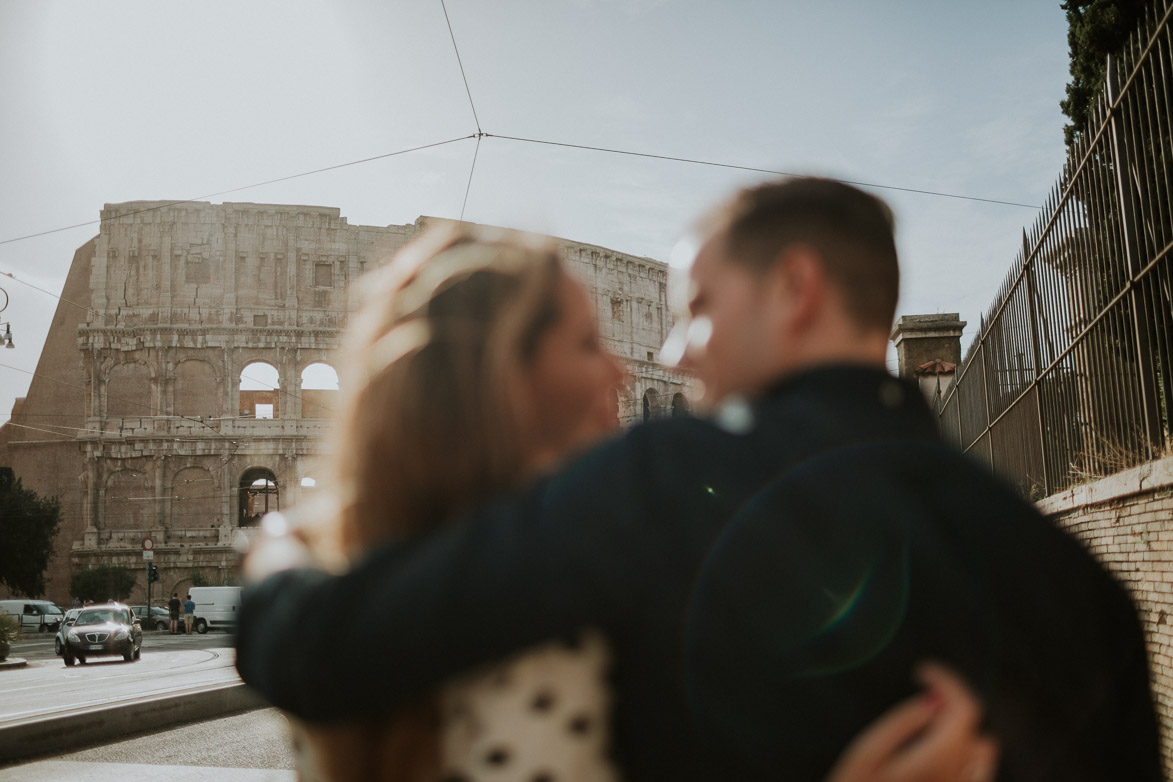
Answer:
[167,592,181,635]
[183,593,195,635]
[236,179,1160,781]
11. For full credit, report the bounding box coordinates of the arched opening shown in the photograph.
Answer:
[643,388,661,423]
[107,362,152,417]
[171,466,217,529]
[238,468,279,527]
[300,362,339,418]
[104,470,150,530]
[174,359,220,417]
[672,392,690,418]
[239,362,279,419]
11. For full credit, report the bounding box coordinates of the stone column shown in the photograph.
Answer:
[890,314,966,402]
[224,225,238,325]
[155,455,167,531]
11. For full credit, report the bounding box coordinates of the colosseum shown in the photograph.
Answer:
[0,201,692,605]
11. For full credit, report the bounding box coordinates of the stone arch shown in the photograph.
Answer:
[238,467,279,527]
[300,362,339,419]
[174,359,221,417]
[643,388,661,422]
[104,469,151,530]
[239,361,280,418]
[107,361,153,417]
[671,392,690,418]
[171,466,218,529]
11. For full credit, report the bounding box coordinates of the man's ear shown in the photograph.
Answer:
[770,245,826,332]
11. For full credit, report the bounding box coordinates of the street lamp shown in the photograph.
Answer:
[0,287,11,349]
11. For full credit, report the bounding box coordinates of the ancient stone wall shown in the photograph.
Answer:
[0,202,691,605]
[0,240,94,602]
[1037,456,1173,776]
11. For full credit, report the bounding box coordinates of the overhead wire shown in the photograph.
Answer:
[439,0,482,134]
[481,133,1042,210]
[0,271,95,316]
[0,363,240,471]
[461,134,482,221]
[0,136,477,248]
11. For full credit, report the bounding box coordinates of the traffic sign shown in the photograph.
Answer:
[143,550,155,561]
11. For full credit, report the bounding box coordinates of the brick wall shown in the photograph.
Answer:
[1038,455,1173,775]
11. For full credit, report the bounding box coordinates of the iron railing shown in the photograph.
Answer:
[938,0,1173,498]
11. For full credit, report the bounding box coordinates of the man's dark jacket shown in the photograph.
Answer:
[237,366,1161,781]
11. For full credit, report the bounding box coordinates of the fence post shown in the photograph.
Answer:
[1105,55,1162,457]
[1022,231,1050,496]
[978,335,994,472]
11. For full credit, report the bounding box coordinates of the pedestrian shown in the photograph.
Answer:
[168,592,181,635]
[71,596,80,608]
[183,593,195,635]
[237,179,1159,781]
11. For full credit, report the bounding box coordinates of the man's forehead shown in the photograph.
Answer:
[668,230,728,308]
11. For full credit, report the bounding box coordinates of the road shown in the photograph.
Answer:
[0,631,240,727]
[0,630,298,780]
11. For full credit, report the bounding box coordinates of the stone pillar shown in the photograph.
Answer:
[224,226,238,325]
[155,455,167,530]
[161,234,173,322]
[890,314,966,402]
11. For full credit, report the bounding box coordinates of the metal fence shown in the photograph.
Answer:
[938,1,1173,498]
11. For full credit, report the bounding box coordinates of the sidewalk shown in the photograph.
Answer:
[0,681,265,765]
[0,761,293,781]
[0,707,294,781]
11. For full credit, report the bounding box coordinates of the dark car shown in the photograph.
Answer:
[129,605,171,631]
[61,603,142,666]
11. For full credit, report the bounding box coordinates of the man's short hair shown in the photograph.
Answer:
[711,177,900,332]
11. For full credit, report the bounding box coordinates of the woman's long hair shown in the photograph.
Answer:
[292,225,568,782]
[328,223,565,557]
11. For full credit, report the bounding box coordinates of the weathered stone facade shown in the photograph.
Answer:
[0,201,690,604]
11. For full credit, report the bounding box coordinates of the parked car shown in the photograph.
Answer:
[129,605,171,631]
[188,586,242,634]
[0,599,65,633]
[54,608,83,655]
[61,603,142,666]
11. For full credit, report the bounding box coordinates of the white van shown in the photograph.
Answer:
[187,586,242,634]
[0,599,65,633]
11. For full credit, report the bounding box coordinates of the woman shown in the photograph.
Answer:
[255,224,996,782]
[283,223,625,782]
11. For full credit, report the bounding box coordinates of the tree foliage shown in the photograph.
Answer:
[1060,0,1148,148]
[0,467,62,597]
[70,564,137,602]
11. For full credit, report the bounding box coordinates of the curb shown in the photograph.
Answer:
[0,682,267,766]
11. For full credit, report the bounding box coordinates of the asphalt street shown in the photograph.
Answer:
[0,631,297,780]
[0,631,240,727]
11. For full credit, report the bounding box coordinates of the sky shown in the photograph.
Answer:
[0,0,1074,420]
